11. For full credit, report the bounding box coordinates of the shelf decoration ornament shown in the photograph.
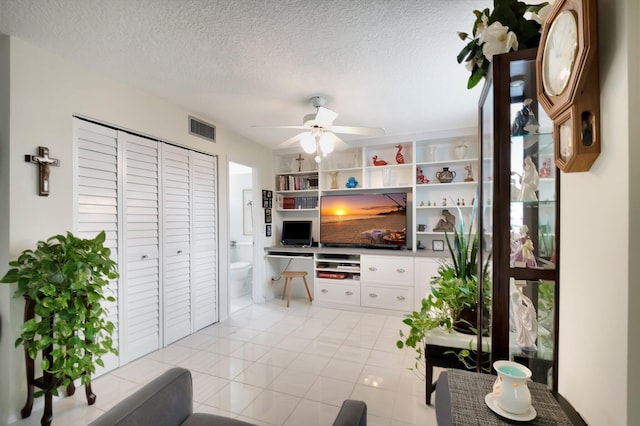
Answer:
[395,145,405,164]
[457,0,551,89]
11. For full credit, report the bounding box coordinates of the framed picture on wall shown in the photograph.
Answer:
[264,208,272,223]
[266,224,272,237]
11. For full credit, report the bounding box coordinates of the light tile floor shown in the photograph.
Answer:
[10,299,443,425]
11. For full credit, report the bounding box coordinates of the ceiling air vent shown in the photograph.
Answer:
[189,115,216,142]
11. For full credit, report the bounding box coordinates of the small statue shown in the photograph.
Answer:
[372,155,388,166]
[419,200,425,207]
[416,166,429,184]
[456,198,460,206]
[519,156,539,201]
[442,198,447,206]
[539,157,552,178]
[464,164,474,182]
[510,287,538,351]
[511,98,539,136]
[345,176,358,188]
[395,145,405,164]
[434,209,455,232]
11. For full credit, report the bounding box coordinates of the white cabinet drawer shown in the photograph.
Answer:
[361,255,414,285]
[361,285,413,311]
[314,280,360,306]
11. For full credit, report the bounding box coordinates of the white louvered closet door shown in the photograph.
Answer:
[121,133,161,362]
[162,144,192,344]
[75,119,120,373]
[191,151,218,330]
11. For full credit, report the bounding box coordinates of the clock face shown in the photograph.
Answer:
[542,11,579,96]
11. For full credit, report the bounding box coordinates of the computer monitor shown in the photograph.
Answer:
[281,220,313,247]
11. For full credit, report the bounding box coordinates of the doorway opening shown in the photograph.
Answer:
[228,161,255,313]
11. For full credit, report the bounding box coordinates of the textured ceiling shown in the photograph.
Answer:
[0,0,494,149]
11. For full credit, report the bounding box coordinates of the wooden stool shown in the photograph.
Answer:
[281,271,313,307]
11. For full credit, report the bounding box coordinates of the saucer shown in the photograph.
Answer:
[485,392,537,422]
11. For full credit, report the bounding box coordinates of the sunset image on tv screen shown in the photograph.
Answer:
[320,193,407,246]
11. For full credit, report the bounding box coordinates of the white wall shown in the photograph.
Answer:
[0,36,272,425]
[557,1,638,425]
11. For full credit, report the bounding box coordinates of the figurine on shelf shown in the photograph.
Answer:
[372,155,388,166]
[442,198,447,206]
[416,166,429,184]
[519,156,539,201]
[464,164,475,182]
[539,157,552,178]
[510,286,538,351]
[395,145,405,164]
[511,98,539,136]
[433,209,455,232]
[345,176,358,188]
[511,225,537,268]
[419,200,425,207]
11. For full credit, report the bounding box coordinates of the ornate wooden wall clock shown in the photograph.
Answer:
[536,0,600,172]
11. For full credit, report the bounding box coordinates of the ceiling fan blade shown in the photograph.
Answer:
[274,132,306,149]
[251,125,309,130]
[322,131,349,151]
[314,107,339,127]
[329,125,386,136]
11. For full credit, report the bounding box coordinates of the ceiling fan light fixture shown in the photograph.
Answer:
[300,132,316,153]
[318,132,335,154]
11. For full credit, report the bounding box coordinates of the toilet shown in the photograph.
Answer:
[230,262,252,298]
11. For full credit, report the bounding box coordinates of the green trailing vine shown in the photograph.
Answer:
[1,231,119,396]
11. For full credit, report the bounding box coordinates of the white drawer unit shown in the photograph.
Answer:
[315,280,361,306]
[361,255,414,286]
[361,284,414,311]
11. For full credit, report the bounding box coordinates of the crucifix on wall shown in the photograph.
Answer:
[25,146,60,196]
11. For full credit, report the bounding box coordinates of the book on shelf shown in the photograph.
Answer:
[317,272,347,279]
[280,195,318,210]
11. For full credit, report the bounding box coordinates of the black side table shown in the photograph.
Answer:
[435,369,586,425]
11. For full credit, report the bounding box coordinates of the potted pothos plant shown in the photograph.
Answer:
[1,231,119,396]
[397,203,491,377]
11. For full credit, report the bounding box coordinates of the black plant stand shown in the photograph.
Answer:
[20,295,96,426]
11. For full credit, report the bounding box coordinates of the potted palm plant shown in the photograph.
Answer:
[397,203,490,376]
[1,231,118,398]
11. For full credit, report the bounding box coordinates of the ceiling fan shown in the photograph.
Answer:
[255,96,385,161]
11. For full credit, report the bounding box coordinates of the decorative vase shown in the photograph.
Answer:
[436,167,456,183]
[454,144,468,160]
[426,146,437,162]
[492,361,532,415]
[329,172,338,189]
[382,168,393,186]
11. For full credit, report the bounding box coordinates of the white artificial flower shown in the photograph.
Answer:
[532,4,553,26]
[479,21,519,61]
[475,14,489,37]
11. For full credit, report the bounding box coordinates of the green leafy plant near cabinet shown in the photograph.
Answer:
[1,231,118,396]
[397,203,491,377]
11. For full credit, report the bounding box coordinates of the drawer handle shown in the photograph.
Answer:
[368,267,377,271]
[177,249,183,254]
[397,268,405,273]
[397,296,406,301]
[345,291,353,296]
[141,254,148,260]
[321,289,329,293]
[369,293,377,298]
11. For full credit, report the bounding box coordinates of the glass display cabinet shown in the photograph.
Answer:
[478,48,560,391]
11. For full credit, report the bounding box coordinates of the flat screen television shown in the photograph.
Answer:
[320,192,407,248]
[281,220,313,247]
